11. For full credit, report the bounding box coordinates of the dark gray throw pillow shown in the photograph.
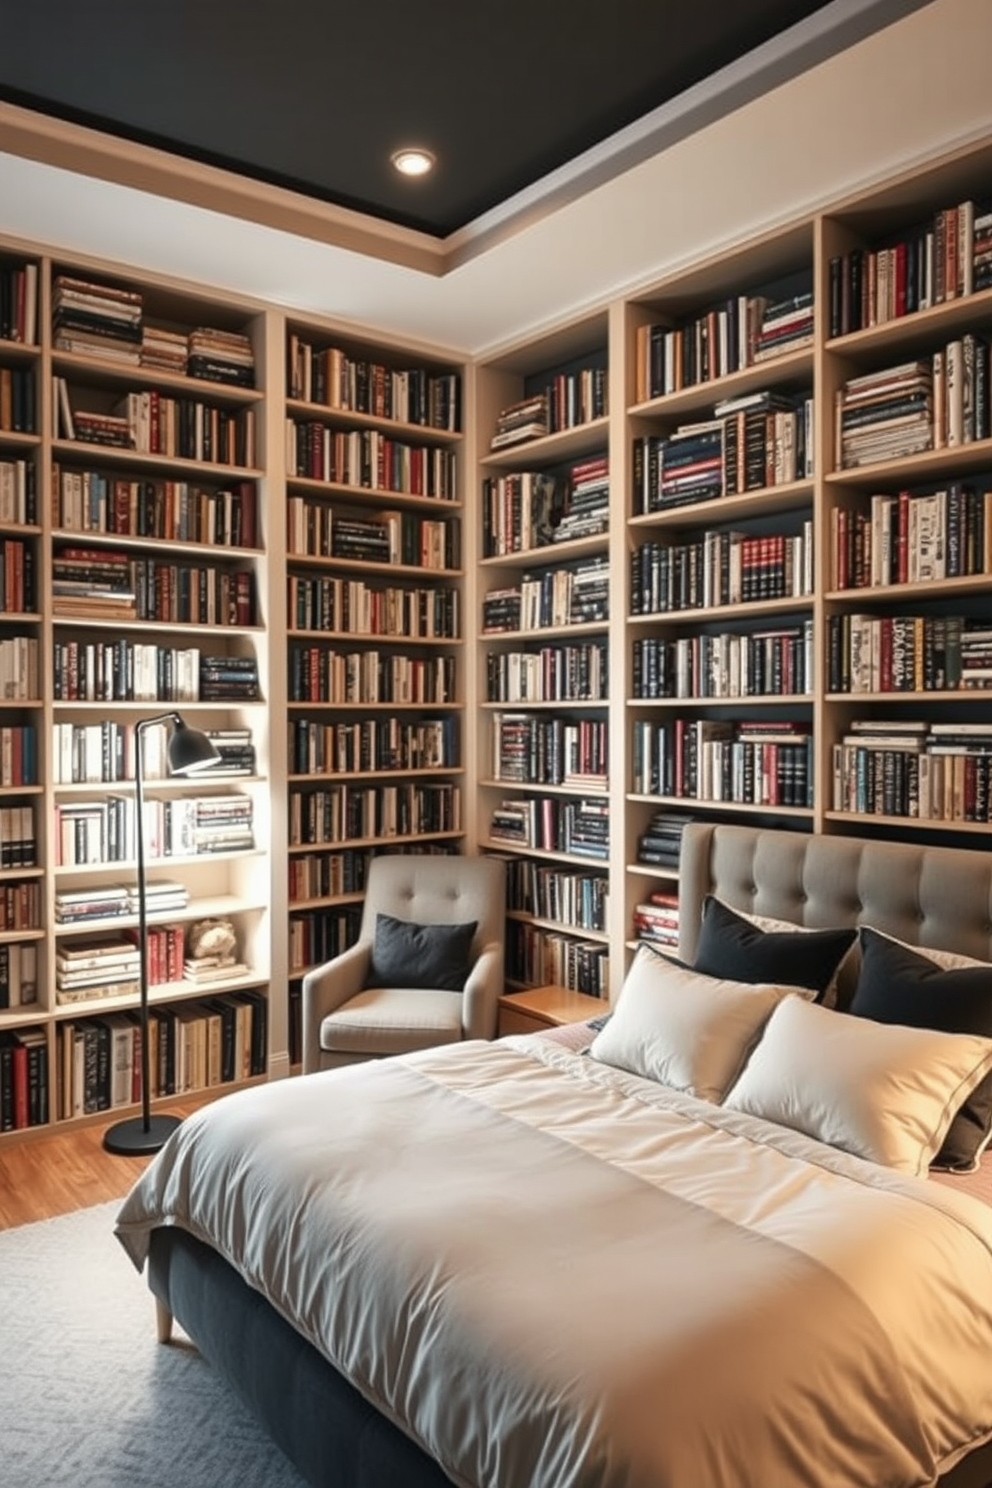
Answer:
[368,913,478,992]
[849,926,992,1171]
[693,895,857,1001]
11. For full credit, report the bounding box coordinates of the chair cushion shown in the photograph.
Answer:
[368,912,478,991]
[321,987,465,1056]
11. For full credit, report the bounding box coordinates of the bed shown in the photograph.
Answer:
[115,824,992,1488]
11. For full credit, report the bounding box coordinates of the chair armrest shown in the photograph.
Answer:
[301,941,372,1073]
[460,941,504,1041]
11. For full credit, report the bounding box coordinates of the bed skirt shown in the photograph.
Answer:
[148,1226,456,1488]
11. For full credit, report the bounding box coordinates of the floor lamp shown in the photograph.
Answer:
[103,712,220,1156]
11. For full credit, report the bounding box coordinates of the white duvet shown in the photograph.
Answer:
[116,1035,992,1488]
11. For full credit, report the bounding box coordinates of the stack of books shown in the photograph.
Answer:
[55,885,130,925]
[837,360,933,468]
[126,879,189,916]
[182,953,249,985]
[553,456,610,542]
[187,327,255,387]
[753,290,815,361]
[54,935,141,1005]
[198,654,259,700]
[636,810,694,869]
[52,547,137,620]
[202,729,256,775]
[190,795,254,854]
[140,323,188,375]
[51,275,142,365]
[632,891,680,951]
[490,393,549,450]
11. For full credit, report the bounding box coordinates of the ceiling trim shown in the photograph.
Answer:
[445,0,934,269]
[0,99,447,278]
[0,0,932,284]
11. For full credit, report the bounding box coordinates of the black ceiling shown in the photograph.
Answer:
[0,1,843,237]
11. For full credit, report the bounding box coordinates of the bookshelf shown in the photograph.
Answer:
[474,313,615,997]
[0,250,278,1138]
[1,127,992,1127]
[283,320,467,1061]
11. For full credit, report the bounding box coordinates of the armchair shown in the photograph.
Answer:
[302,853,506,1073]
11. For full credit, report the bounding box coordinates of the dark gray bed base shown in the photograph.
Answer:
[148,1227,456,1488]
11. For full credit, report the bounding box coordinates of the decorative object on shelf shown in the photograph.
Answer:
[103,713,220,1157]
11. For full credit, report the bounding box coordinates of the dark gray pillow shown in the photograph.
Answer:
[368,913,477,992]
[849,927,992,1171]
[693,895,857,1002]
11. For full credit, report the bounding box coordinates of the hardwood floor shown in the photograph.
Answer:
[0,1098,207,1228]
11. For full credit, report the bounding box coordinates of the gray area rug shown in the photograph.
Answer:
[0,1201,308,1488]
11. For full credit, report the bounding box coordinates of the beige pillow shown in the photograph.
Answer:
[724,995,992,1176]
[589,947,810,1104]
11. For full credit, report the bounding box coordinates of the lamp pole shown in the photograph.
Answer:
[103,712,219,1156]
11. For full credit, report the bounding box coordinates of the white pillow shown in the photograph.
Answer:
[724,996,992,1176]
[588,948,810,1104]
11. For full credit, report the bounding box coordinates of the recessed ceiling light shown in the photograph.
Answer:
[391,148,436,178]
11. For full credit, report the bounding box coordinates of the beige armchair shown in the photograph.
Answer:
[302,853,506,1073]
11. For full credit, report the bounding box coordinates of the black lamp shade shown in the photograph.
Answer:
[168,718,221,774]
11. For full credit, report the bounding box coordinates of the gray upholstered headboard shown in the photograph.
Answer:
[678,824,992,1004]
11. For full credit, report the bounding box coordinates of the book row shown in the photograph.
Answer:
[0,879,41,932]
[0,260,39,345]
[0,457,37,526]
[631,720,814,807]
[0,806,35,868]
[832,726,992,823]
[492,713,608,790]
[287,498,460,570]
[630,524,814,615]
[54,793,254,867]
[52,723,254,786]
[0,635,39,699]
[482,555,609,633]
[485,640,608,704]
[0,365,36,434]
[633,393,814,514]
[287,715,458,775]
[506,920,608,998]
[53,378,258,468]
[0,941,38,1009]
[287,420,458,499]
[288,646,457,706]
[829,484,992,590]
[52,640,259,703]
[0,536,36,612]
[287,849,372,905]
[286,335,460,431]
[53,466,258,549]
[827,613,992,693]
[288,904,364,975]
[488,795,609,860]
[827,198,987,336]
[634,283,814,402]
[53,990,268,1124]
[632,621,814,700]
[481,462,609,558]
[501,857,609,935]
[288,782,461,847]
[0,726,37,786]
[52,549,256,627]
[287,574,460,640]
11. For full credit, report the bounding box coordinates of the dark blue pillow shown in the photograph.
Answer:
[368,913,477,992]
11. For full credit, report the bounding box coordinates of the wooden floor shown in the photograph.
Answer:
[0,1099,206,1229]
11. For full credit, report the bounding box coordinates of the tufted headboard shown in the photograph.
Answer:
[678,824,992,1005]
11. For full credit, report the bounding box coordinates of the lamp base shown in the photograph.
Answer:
[103,1112,182,1156]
